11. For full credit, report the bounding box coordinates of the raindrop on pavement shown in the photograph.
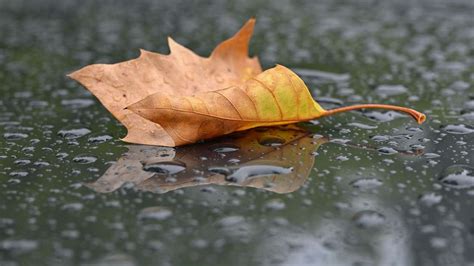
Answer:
[439,165,474,189]
[352,210,386,229]
[442,124,474,134]
[58,128,91,139]
[350,178,383,190]
[142,161,186,175]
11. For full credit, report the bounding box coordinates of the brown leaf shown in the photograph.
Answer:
[86,126,327,194]
[68,19,261,146]
[69,18,426,147]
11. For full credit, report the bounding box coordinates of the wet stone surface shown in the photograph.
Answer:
[0,0,474,265]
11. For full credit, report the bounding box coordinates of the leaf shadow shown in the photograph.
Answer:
[86,126,327,194]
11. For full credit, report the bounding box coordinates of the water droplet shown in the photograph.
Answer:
[371,135,390,142]
[9,171,28,177]
[348,122,377,129]
[210,143,240,153]
[72,155,97,164]
[461,111,474,121]
[442,124,474,134]
[377,147,398,155]
[264,199,286,210]
[61,203,83,211]
[14,159,31,165]
[419,192,442,206]
[138,207,172,221]
[375,84,408,96]
[424,153,440,159]
[439,165,474,189]
[208,167,231,176]
[364,111,405,122]
[258,136,285,146]
[351,178,383,190]
[430,237,447,249]
[58,128,91,139]
[217,216,245,227]
[3,132,28,140]
[463,100,474,111]
[33,161,50,167]
[143,161,186,175]
[336,155,349,161]
[226,165,293,183]
[61,99,95,109]
[352,210,386,229]
[0,240,38,254]
[190,239,208,249]
[88,135,112,144]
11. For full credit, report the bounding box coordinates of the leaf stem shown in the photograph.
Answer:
[322,104,426,124]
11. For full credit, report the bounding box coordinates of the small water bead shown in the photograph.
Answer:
[371,135,390,142]
[406,127,423,133]
[450,80,470,91]
[143,161,186,175]
[461,112,474,120]
[335,155,349,161]
[0,218,14,228]
[352,210,386,229]
[61,230,80,239]
[374,84,408,96]
[210,143,240,153]
[442,124,474,134]
[61,99,95,108]
[363,111,404,122]
[377,147,398,155]
[419,192,443,207]
[190,239,208,249]
[463,100,474,111]
[217,216,245,227]
[258,136,286,147]
[227,158,240,164]
[3,133,28,140]
[57,128,91,139]
[0,240,38,254]
[347,122,377,129]
[329,138,351,145]
[429,237,448,249]
[33,161,50,168]
[9,171,28,177]
[56,152,69,160]
[225,165,293,183]
[208,167,231,176]
[87,135,112,144]
[439,165,474,189]
[138,207,173,221]
[350,178,383,190]
[264,199,286,211]
[72,155,97,164]
[424,153,440,159]
[14,159,31,165]
[61,203,83,211]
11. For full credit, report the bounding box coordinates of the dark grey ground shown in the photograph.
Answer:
[1,0,474,265]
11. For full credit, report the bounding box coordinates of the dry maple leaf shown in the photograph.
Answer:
[69,18,426,147]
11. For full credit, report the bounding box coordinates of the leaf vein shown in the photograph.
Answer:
[250,78,283,120]
[214,91,243,119]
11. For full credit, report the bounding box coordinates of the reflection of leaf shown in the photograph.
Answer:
[69,18,426,147]
[87,126,327,194]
